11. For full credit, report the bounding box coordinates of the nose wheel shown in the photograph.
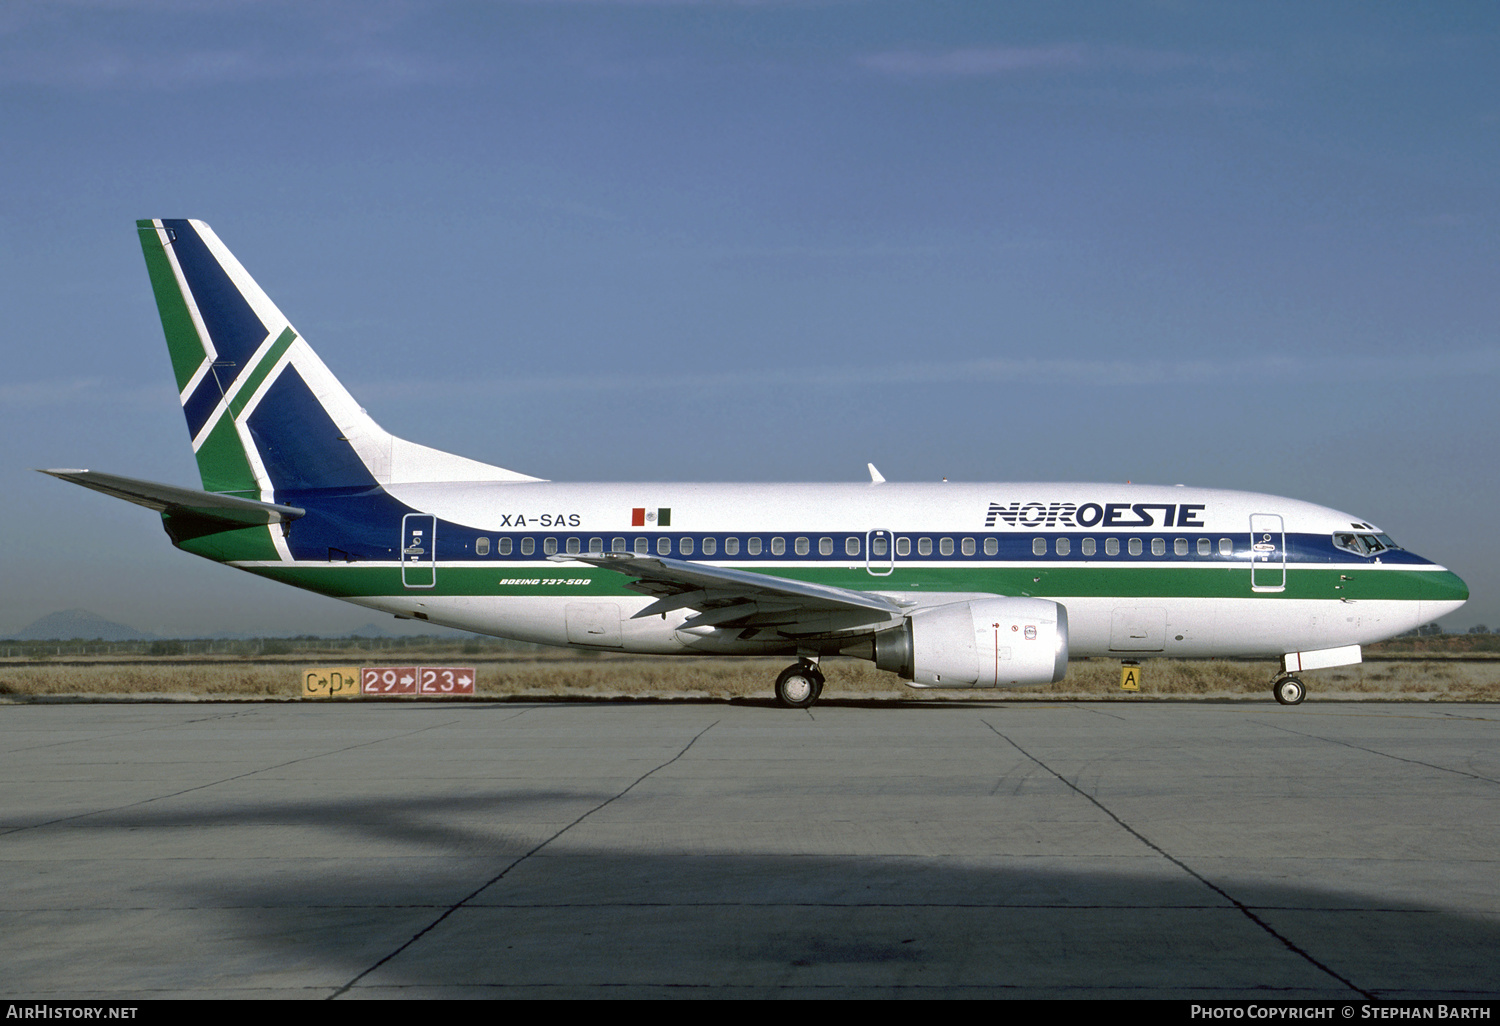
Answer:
[775,662,825,708]
[1272,675,1306,705]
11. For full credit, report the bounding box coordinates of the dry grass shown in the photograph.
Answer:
[2,654,1498,702]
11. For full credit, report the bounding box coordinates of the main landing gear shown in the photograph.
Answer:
[775,661,825,709]
[1272,674,1307,706]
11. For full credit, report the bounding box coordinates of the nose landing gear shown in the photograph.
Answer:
[774,661,825,708]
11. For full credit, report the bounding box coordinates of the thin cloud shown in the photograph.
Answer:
[0,40,467,90]
[9,350,1493,410]
[0,1,468,90]
[349,348,1500,401]
[0,379,174,410]
[858,43,1245,79]
[859,45,1087,77]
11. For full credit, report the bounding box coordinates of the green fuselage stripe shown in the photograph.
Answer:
[234,562,1467,604]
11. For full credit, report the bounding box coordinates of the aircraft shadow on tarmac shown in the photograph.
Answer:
[11,788,1499,999]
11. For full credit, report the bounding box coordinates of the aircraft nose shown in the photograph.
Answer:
[1418,568,1469,624]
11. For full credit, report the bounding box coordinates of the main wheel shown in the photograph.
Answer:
[1273,676,1306,706]
[775,664,822,709]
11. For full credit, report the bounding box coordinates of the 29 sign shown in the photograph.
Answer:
[359,666,475,696]
[361,666,417,694]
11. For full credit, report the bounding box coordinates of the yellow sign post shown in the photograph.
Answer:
[303,666,361,698]
[1119,662,1142,692]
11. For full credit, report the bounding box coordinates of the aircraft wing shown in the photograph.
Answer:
[554,552,906,637]
[39,469,305,527]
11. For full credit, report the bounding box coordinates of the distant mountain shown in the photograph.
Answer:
[4,611,470,643]
[347,623,400,638]
[9,609,157,642]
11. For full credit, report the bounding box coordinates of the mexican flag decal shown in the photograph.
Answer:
[631,507,672,526]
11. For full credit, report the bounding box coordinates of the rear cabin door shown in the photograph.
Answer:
[401,514,436,589]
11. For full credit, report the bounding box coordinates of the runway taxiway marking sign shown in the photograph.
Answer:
[303,666,361,698]
[300,665,477,698]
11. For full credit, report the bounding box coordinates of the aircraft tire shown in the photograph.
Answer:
[775,664,823,709]
[1272,676,1306,706]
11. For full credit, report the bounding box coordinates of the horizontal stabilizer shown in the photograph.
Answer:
[39,469,305,527]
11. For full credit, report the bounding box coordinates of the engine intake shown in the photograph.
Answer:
[874,597,1068,688]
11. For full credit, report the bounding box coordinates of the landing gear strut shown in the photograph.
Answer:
[1272,675,1307,706]
[775,661,825,709]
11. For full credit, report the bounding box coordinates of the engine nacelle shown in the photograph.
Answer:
[874,598,1068,688]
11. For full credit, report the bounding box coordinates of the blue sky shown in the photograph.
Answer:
[1,1,1495,637]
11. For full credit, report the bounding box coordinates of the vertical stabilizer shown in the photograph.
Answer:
[135,219,541,500]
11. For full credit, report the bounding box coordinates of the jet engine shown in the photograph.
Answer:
[872,597,1068,687]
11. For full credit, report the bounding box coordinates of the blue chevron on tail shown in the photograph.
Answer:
[134,219,542,504]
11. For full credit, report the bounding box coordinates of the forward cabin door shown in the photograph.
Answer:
[1249,513,1286,593]
[402,514,436,589]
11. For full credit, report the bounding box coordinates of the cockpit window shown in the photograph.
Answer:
[1333,533,1365,555]
[1333,532,1403,556]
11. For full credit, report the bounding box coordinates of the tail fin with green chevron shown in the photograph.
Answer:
[134,218,540,502]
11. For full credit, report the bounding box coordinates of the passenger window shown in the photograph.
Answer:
[962,538,975,556]
[589,537,603,554]
[795,537,809,556]
[499,537,513,556]
[820,537,834,556]
[771,537,786,556]
[1082,538,1096,556]
[873,536,889,557]
[1033,538,1047,556]
[748,538,763,555]
[1151,538,1165,556]
[657,537,671,555]
[680,537,694,556]
[1105,538,1120,556]
[634,537,649,554]
[565,537,580,555]
[521,537,535,556]
[1056,537,1070,556]
[1129,538,1143,556]
[1219,538,1233,556]
[939,538,954,556]
[846,537,860,556]
[1197,538,1211,556]
[702,537,717,556]
[724,537,739,556]
[918,538,933,556]
[612,537,626,553]
[896,537,911,557]
[475,537,490,556]
[544,537,558,555]
[984,538,998,556]
[1174,538,1187,556]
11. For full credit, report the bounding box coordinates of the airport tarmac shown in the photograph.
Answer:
[1,699,1497,1000]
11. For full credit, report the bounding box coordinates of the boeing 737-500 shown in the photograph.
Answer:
[43,219,1469,707]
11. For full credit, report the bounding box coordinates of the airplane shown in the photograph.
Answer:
[42,219,1469,708]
